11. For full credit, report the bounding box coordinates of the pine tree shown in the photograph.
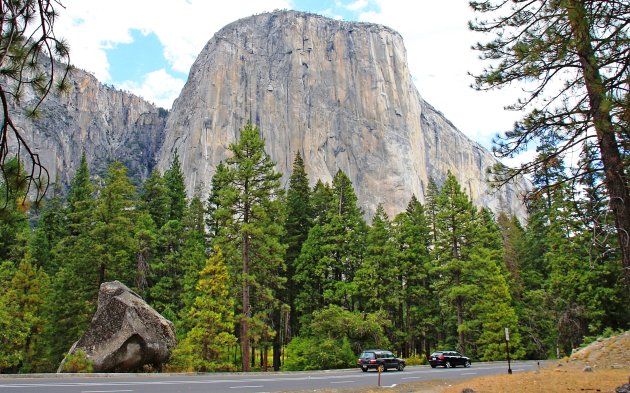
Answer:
[30,182,67,275]
[432,172,478,354]
[91,161,138,285]
[213,122,286,371]
[355,205,397,313]
[0,259,49,372]
[41,156,97,369]
[471,0,630,296]
[179,195,209,333]
[469,209,523,361]
[164,151,187,222]
[392,195,434,356]
[169,246,237,372]
[134,212,157,296]
[321,170,366,309]
[283,152,311,335]
[140,169,170,229]
[206,162,230,240]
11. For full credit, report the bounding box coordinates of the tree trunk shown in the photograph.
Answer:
[566,0,630,298]
[241,231,251,371]
[456,296,465,353]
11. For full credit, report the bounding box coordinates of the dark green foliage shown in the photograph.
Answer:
[471,0,630,297]
[283,336,355,371]
[169,246,237,372]
[283,152,311,334]
[140,169,170,229]
[211,122,286,371]
[164,152,187,222]
[91,161,138,285]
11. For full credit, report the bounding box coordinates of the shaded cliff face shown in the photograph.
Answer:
[12,67,167,187]
[158,10,527,218]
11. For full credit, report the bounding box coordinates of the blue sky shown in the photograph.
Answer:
[54,0,528,162]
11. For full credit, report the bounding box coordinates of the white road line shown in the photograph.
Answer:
[461,372,477,375]
[330,381,354,384]
[402,377,422,380]
[82,390,133,393]
[229,386,264,389]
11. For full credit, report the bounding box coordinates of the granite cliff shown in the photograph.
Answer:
[9,10,527,219]
[157,10,527,218]
[9,65,167,186]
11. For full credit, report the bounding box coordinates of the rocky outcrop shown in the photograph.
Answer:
[157,10,528,219]
[58,281,176,373]
[10,65,167,187]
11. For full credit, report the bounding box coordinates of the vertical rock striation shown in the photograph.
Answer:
[158,10,527,219]
[9,66,167,187]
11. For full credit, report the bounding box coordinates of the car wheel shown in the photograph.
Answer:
[465,360,471,368]
[397,363,404,371]
[430,365,437,368]
[361,366,368,372]
[445,361,452,368]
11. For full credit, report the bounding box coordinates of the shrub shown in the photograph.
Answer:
[61,350,93,373]
[405,354,427,366]
[284,336,356,371]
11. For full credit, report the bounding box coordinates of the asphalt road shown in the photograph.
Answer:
[0,361,542,393]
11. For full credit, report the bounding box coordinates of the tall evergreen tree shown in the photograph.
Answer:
[140,169,170,229]
[206,162,230,240]
[169,246,237,372]
[179,195,209,332]
[432,172,478,353]
[355,205,397,313]
[283,152,311,336]
[91,161,138,285]
[164,151,187,222]
[213,122,286,371]
[30,182,67,275]
[392,195,434,356]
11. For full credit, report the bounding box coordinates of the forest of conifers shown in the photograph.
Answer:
[1,122,628,373]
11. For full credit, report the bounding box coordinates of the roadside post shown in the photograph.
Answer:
[505,327,512,374]
[377,365,381,386]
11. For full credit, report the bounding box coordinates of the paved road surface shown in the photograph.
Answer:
[0,361,542,393]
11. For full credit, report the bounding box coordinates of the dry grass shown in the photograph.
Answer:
[438,331,630,393]
[440,367,629,393]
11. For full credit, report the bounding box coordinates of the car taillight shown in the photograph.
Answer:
[438,355,445,360]
[369,360,377,364]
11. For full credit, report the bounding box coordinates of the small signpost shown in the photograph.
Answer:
[505,327,512,374]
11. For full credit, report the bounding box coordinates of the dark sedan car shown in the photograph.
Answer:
[357,349,406,372]
[428,350,471,368]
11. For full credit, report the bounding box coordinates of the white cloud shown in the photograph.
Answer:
[345,0,368,11]
[119,70,186,109]
[55,0,291,102]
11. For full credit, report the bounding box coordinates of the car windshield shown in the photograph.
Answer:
[431,352,443,356]
[360,352,375,359]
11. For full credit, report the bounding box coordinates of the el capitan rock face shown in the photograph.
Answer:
[157,10,527,219]
[9,10,527,219]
